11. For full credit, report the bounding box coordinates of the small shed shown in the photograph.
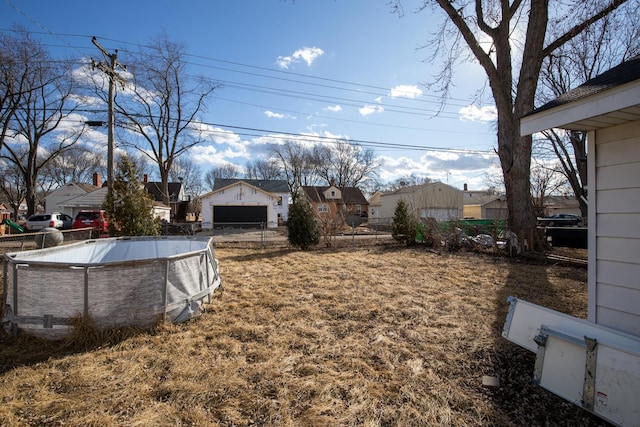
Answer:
[505,55,640,425]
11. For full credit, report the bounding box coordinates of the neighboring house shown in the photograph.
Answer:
[542,195,581,217]
[199,179,290,230]
[45,173,102,214]
[142,175,188,221]
[301,179,369,226]
[370,182,463,225]
[506,55,640,424]
[56,175,171,222]
[57,187,109,218]
[462,188,508,219]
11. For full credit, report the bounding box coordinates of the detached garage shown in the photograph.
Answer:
[199,179,290,230]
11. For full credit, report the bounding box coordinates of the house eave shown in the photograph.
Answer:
[521,80,640,135]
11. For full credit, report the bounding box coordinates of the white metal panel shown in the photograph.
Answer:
[504,298,640,426]
[534,328,640,426]
[594,344,640,425]
[502,298,640,354]
[536,333,586,406]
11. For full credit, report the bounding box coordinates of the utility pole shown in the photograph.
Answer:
[91,36,126,202]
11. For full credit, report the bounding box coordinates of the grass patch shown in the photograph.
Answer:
[0,245,605,426]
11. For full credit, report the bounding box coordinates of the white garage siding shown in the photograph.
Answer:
[591,121,640,335]
[200,181,284,230]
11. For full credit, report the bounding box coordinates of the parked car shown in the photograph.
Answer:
[537,213,583,227]
[24,212,74,231]
[72,210,108,234]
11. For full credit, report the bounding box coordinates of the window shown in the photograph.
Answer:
[355,205,361,214]
[330,190,336,198]
[317,204,329,213]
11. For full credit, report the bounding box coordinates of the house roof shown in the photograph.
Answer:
[144,182,183,202]
[58,187,108,208]
[521,55,640,134]
[302,185,369,205]
[463,194,505,206]
[381,181,457,196]
[212,179,289,193]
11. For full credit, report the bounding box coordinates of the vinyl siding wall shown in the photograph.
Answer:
[591,120,640,336]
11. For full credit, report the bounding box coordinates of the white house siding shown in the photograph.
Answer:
[592,121,640,335]
[200,182,283,230]
[45,183,91,215]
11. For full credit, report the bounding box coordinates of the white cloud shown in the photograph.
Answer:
[277,47,324,69]
[264,110,285,119]
[374,151,496,189]
[324,105,342,112]
[459,105,497,122]
[389,85,423,99]
[359,105,384,116]
[264,110,295,119]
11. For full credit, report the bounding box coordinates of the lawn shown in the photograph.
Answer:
[0,243,606,426]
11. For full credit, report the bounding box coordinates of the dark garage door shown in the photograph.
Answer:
[213,205,267,226]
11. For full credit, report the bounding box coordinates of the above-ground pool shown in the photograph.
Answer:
[2,236,222,338]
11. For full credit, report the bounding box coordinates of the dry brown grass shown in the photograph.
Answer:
[0,243,608,426]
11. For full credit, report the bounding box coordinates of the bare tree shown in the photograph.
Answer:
[245,159,284,180]
[170,156,203,198]
[42,145,105,187]
[271,141,324,192]
[109,33,217,205]
[530,159,569,218]
[0,160,27,220]
[203,164,243,190]
[536,6,640,218]
[380,174,435,192]
[0,29,83,216]
[316,140,380,189]
[391,0,630,249]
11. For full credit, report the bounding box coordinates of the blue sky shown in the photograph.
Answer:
[1,0,500,190]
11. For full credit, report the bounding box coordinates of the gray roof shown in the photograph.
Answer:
[213,179,289,193]
[527,55,640,116]
[463,194,505,206]
[302,185,369,205]
[58,187,108,208]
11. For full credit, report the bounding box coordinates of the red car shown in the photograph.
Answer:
[72,210,109,234]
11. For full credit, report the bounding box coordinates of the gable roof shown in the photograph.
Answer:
[58,187,108,208]
[521,55,640,134]
[212,179,289,193]
[463,194,505,206]
[302,185,368,205]
[144,182,183,202]
[381,181,457,196]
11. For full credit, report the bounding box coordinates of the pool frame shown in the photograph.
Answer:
[2,236,222,338]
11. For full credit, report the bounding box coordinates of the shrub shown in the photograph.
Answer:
[391,199,417,245]
[286,192,319,250]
